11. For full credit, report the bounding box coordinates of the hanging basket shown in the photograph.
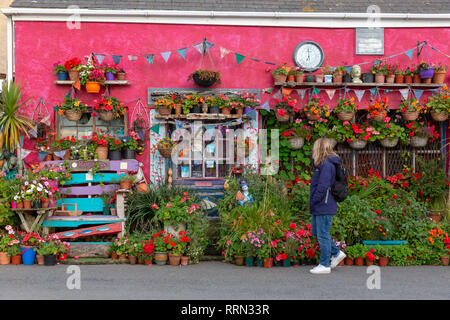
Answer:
[349,139,367,150]
[431,111,448,122]
[410,136,428,148]
[275,112,290,123]
[337,111,355,121]
[98,111,115,121]
[371,113,384,122]
[306,112,320,121]
[158,146,173,158]
[192,72,219,87]
[380,137,399,148]
[64,110,82,122]
[288,137,304,150]
[401,111,419,121]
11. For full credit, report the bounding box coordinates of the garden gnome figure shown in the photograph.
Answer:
[351,65,363,83]
[236,179,254,206]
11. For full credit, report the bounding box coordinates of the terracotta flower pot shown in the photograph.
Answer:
[441,256,449,266]
[386,75,395,84]
[180,256,189,266]
[263,257,273,268]
[395,75,404,83]
[68,70,79,81]
[145,258,153,265]
[0,252,10,265]
[354,257,364,266]
[157,106,171,116]
[168,253,181,266]
[221,107,231,115]
[378,257,389,267]
[404,75,413,83]
[154,252,168,265]
[295,73,305,83]
[85,81,101,93]
[111,252,118,260]
[338,259,345,266]
[117,72,126,80]
[120,180,133,190]
[344,257,354,266]
[175,104,182,115]
[17,201,24,209]
[11,255,21,265]
[235,255,244,266]
[128,256,137,265]
[23,200,32,209]
[333,74,343,84]
[36,254,45,265]
[235,108,244,116]
[413,74,421,83]
[273,73,287,83]
[433,71,447,84]
[365,258,374,266]
[287,75,295,82]
[315,74,324,83]
[43,154,53,162]
[41,200,49,208]
[95,145,109,160]
[119,253,127,260]
[375,73,385,83]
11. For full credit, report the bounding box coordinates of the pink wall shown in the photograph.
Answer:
[13,21,450,176]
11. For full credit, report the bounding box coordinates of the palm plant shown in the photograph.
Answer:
[0,81,34,152]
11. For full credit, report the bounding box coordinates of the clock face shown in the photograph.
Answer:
[293,41,324,72]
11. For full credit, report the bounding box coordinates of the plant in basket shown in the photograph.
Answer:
[188,69,221,87]
[274,95,297,122]
[281,123,311,150]
[398,98,424,121]
[367,97,388,121]
[155,95,175,115]
[334,97,357,121]
[371,117,407,147]
[56,96,88,122]
[92,95,126,121]
[426,85,450,121]
[337,121,377,149]
[418,61,434,81]
[156,137,176,158]
[303,95,330,121]
[404,120,439,147]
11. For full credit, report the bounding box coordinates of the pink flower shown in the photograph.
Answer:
[151,204,158,209]
[166,203,172,208]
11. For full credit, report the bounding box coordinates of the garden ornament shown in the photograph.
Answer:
[236,179,254,206]
[351,65,363,83]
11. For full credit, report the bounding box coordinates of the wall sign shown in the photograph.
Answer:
[355,28,384,55]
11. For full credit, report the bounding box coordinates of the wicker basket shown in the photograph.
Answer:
[337,111,355,121]
[401,111,419,121]
[288,137,304,150]
[275,112,290,123]
[349,139,367,150]
[380,137,399,148]
[410,136,428,148]
[371,113,384,122]
[158,146,173,158]
[98,111,114,121]
[431,111,448,122]
[306,112,320,121]
[64,110,82,122]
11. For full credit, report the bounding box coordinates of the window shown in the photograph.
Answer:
[57,112,126,139]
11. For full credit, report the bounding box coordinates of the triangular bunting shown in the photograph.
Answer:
[404,48,414,60]
[111,55,122,65]
[193,42,204,55]
[325,89,336,100]
[144,54,154,65]
[160,51,172,63]
[296,89,307,100]
[312,88,321,95]
[273,90,281,99]
[235,53,245,65]
[38,151,48,162]
[220,47,231,59]
[247,109,257,121]
[53,150,67,159]
[413,89,424,100]
[353,89,365,102]
[150,123,161,134]
[282,88,293,96]
[205,41,215,52]
[176,48,187,60]
[40,114,51,127]
[370,88,378,97]
[28,125,38,138]
[95,54,106,65]
[250,58,261,62]
[19,149,32,160]
[259,100,270,111]
[128,55,138,61]
[399,88,409,100]
[373,60,382,66]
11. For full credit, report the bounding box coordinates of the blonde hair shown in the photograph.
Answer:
[312,138,338,167]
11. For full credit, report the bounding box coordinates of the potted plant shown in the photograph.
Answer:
[53,61,68,81]
[122,131,143,160]
[228,96,246,116]
[404,120,440,148]
[432,63,448,84]
[40,239,60,266]
[333,66,346,84]
[272,66,288,83]
[319,65,332,83]
[237,91,260,115]
[418,61,434,83]
[412,64,421,83]
[337,121,375,150]
[303,95,330,121]
[365,247,376,266]
[372,119,406,148]
[291,67,305,83]
[179,231,191,266]
[188,69,221,87]
[374,245,390,267]
[56,96,88,122]
[394,65,405,83]
[398,98,423,121]
[152,230,170,265]
[208,94,229,114]
[116,68,126,80]
[157,137,175,159]
[367,97,388,121]
[89,130,109,160]
[119,174,136,190]
[8,242,21,265]
[344,245,355,265]
[92,95,126,122]
[64,57,82,81]
[181,94,198,114]
[58,241,70,261]
[115,236,128,260]
[154,95,173,116]
[426,85,449,121]
[109,240,119,260]
[19,232,42,265]
[281,124,311,150]
[334,97,357,121]
[139,239,155,265]
[167,237,183,266]
[51,136,76,160]
[101,62,119,81]
[0,233,13,265]
[274,96,297,122]
[107,137,123,160]
[403,66,414,83]
[83,67,106,93]
[352,244,366,266]
[371,63,387,83]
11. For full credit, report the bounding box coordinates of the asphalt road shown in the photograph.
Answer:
[0,261,448,300]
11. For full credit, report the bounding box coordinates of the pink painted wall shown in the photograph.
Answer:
[13,21,450,176]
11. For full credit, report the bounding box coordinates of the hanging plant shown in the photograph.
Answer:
[188,69,221,87]
[92,95,126,121]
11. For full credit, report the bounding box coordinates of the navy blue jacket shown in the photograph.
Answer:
[309,156,341,215]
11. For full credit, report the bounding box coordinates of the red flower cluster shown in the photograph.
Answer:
[64,57,81,71]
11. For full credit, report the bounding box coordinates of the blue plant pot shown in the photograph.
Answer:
[20,246,37,265]
[282,257,291,267]
[255,258,263,267]
[57,72,68,81]
[245,257,254,267]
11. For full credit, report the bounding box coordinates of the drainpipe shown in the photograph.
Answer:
[5,14,13,84]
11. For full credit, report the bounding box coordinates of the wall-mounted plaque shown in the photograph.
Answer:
[355,28,384,55]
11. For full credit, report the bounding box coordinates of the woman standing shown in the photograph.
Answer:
[309,138,346,274]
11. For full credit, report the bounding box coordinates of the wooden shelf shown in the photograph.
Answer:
[155,114,251,121]
[54,80,131,85]
[275,81,445,89]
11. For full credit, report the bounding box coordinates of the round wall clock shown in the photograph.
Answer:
[293,41,325,72]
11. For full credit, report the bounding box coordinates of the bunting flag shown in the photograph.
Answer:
[19,149,32,160]
[176,48,187,60]
[260,100,270,111]
[144,54,154,65]
[282,88,293,96]
[95,54,106,65]
[235,53,245,65]
[128,55,138,61]
[413,89,424,100]
[353,89,365,102]
[111,55,122,65]
[40,114,51,127]
[150,123,161,134]
[160,51,172,63]
[193,42,204,55]
[175,119,184,129]
[404,48,415,60]
[325,89,336,100]
[399,88,409,100]
[137,131,145,141]
[312,88,321,95]
[370,88,378,97]
[53,150,67,159]
[205,41,215,52]
[38,151,48,162]
[247,109,258,121]
[296,89,307,100]
[273,90,281,99]
[220,47,231,59]
[28,125,38,138]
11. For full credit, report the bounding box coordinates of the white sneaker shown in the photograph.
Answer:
[330,251,346,269]
[310,264,331,274]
